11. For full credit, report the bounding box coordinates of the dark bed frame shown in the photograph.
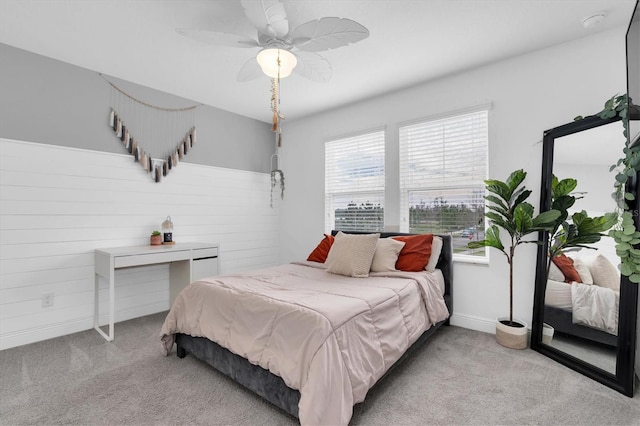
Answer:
[174,232,453,419]
[543,304,617,347]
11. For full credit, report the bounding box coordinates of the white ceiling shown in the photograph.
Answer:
[0,0,636,124]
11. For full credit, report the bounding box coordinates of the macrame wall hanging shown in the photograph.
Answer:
[269,76,285,207]
[102,74,201,182]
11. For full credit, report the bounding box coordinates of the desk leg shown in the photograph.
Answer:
[108,272,114,340]
[94,272,114,342]
[169,260,191,306]
[94,273,99,330]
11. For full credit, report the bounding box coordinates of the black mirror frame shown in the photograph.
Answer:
[531,114,639,397]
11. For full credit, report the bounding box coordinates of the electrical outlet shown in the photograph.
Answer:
[41,292,54,307]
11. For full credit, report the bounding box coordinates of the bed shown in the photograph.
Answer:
[544,251,620,347]
[543,304,617,346]
[160,231,453,425]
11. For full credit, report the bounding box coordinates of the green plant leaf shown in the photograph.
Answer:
[617,242,632,251]
[531,209,561,229]
[485,182,511,203]
[620,234,634,242]
[485,211,509,225]
[511,189,532,209]
[514,204,533,234]
[552,177,577,197]
[485,195,509,211]
[486,204,509,217]
[505,169,526,195]
[469,225,505,254]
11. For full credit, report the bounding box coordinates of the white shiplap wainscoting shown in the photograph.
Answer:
[0,138,279,350]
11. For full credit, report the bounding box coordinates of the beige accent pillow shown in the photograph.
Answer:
[572,258,593,285]
[325,232,380,278]
[548,261,565,282]
[370,238,405,272]
[588,254,620,291]
[425,236,443,272]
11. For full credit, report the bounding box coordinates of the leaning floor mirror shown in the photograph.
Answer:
[531,114,639,396]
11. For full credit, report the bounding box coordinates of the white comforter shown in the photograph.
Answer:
[160,261,449,425]
[571,282,619,335]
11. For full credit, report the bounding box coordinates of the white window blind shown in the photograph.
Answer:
[399,109,488,258]
[325,130,385,233]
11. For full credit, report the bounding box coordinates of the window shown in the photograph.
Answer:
[399,108,489,258]
[325,130,385,233]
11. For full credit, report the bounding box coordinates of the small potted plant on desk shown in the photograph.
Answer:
[468,169,560,349]
[150,230,162,246]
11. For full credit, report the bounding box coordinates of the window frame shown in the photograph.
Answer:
[398,105,491,262]
[324,128,386,234]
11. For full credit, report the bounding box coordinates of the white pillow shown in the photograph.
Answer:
[370,238,405,272]
[588,254,620,291]
[325,232,380,278]
[572,258,593,285]
[548,261,565,282]
[545,279,572,310]
[425,236,443,272]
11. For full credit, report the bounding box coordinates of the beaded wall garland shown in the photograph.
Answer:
[103,74,200,182]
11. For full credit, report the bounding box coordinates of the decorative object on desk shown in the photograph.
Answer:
[162,216,175,244]
[150,230,162,245]
[102,74,200,183]
[468,169,560,349]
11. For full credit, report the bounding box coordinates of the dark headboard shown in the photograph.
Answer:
[330,231,453,315]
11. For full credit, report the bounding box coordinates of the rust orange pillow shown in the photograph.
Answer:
[551,253,582,283]
[307,234,335,263]
[392,234,434,272]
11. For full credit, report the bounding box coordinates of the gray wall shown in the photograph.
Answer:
[0,43,273,173]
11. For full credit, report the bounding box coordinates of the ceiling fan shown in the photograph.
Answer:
[176,0,370,83]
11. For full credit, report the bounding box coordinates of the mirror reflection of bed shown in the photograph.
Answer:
[542,121,625,374]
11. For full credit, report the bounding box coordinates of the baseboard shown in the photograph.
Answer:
[0,302,168,350]
[95,302,169,327]
[449,313,497,334]
[0,318,91,351]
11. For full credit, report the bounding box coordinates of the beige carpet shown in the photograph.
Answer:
[1,312,639,425]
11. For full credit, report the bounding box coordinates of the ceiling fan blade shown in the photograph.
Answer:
[291,17,369,52]
[240,0,289,39]
[176,28,259,48]
[292,51,332,83]
[237,57,264,82]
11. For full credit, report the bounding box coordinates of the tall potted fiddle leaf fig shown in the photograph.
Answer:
[469,169,560,349]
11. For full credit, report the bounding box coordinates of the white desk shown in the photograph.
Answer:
[94,242,218,341]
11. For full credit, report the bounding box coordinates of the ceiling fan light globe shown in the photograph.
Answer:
[256,48,297,78]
